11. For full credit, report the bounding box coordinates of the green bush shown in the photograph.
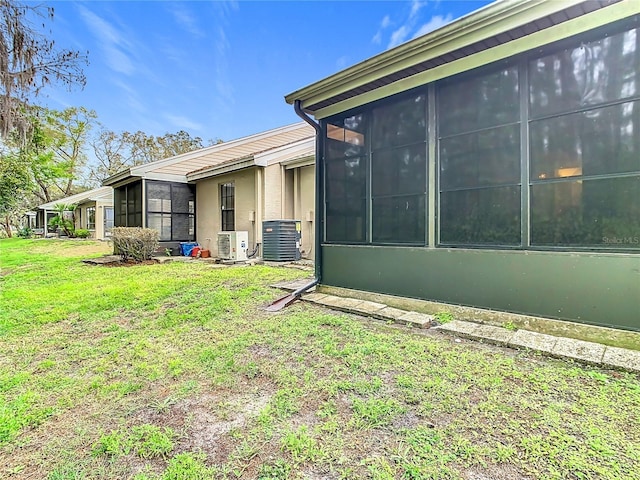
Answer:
[111,227,159,262]
[17,226,33,238]
[75,229,91,239]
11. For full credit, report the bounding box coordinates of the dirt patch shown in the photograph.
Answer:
[463,465,531,480]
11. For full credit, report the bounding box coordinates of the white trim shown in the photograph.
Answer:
[38,187,113,210]
[129,122,308,175]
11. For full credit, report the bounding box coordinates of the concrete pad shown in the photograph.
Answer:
[83,255,122,265]
[602,347,640,373]
[372,306,409,321]
[473,324,516,345]
[552,337,606,364]
[350,301,388,315]
[436,320,481,336]
[316,295,363,312]
[511,330,558,353]
[314,295,342,307]
[331,297,365,310]
[302,292,328,304]
[399,311,433,329]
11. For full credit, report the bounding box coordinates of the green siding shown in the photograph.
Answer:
[322,245,640,331]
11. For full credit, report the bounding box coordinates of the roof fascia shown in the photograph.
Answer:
[257,138,316,166]
[282,155,315,169]
[285,0,588,109]
[37,187,112,210]
[188,158,257,182]
[312,0,638,119]
[143,173,189,183]
[130,122,307,175]
[103,168,133,186]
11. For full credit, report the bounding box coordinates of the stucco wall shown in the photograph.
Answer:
[195,168,257,256]
[297,165,315,258]
[73,200,113,240]
[263,164,283,220]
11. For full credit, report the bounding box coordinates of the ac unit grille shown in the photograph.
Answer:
[217,231,248,261]
[218,233,231,259]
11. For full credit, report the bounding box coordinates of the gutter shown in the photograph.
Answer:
[294,100,322,285]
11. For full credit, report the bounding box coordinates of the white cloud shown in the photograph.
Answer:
[372,14,392,45]
[336,55,350,70]
[164,114,204,132]
[77,5,135,75]
[413,14,453,38]
[210,2,237,110]
[409,0,425,19]
[168,3,205,38]
[386,0,428,49]
[388,25,410,49]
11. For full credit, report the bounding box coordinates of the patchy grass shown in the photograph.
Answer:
[1,238,640,479]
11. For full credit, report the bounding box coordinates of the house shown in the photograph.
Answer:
[187,136,315,259]
[103,123,315,256]
[37,186,114,240]
[285,0,640,331]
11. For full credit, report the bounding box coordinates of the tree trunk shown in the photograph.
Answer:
[4,215,12,237]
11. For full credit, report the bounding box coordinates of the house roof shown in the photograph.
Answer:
[103,122,315,186]
[38,186,113,210]
[285,0,634,119]
[186,137,315,182]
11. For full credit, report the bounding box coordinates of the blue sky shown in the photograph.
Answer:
[43,0,491,142]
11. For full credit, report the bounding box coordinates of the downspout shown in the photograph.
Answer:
[294,99,322,285]
[265,100,321,311]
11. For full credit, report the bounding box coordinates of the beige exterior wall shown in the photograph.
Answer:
[73,200,112,240]
[263,163,283,220]
[195,168,258,257]
[296,165,315,258]
[195,162,316,260]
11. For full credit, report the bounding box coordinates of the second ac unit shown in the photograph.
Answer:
[217,231,248,261]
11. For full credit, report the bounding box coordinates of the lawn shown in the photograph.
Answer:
[1,238,639,480]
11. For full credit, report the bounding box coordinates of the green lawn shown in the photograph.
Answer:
[1,238,639,479]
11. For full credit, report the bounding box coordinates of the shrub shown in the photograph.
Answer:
[74,229,91,238]
[111,227,159,262]
[17,226,33,238]
[48,203,76,237]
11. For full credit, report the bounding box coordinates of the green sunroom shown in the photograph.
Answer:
[286,0,640,331]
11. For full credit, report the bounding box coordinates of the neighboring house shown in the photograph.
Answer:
[285,0,640,331]
[103,123,315,256]
[187,137,315,259]
[37,186,114,240]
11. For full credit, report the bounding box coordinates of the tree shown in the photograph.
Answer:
[44,106,96,195]
[89,129,211,184]
[0,0,88,138]
[0,150,32,237]
[47,202,75,237]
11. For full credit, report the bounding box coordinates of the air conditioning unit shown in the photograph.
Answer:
[217,231,248,261]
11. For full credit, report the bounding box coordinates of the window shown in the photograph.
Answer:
[221,182,235,231]
[86,207,96,230]
[371,93,427,243]
[438,65,521,245]
[325,114,367,243]
[529,25,640,248]
[114,181,142,227]
[320,19,640,252]
[323,91,428,244]
[104,207,114,236]
[146,181,195,241]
